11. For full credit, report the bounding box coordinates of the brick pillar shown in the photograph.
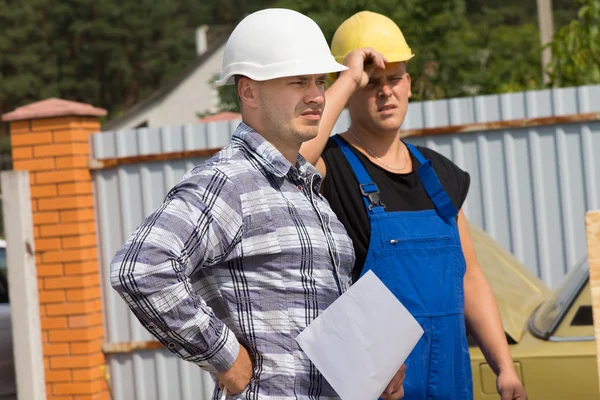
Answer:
[2,98,109,400]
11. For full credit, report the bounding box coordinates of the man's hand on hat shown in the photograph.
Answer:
[340,48,387,89]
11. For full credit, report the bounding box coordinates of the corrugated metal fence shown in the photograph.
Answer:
[92,84,600,400]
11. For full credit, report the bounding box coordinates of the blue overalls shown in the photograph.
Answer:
[332,135,473,400]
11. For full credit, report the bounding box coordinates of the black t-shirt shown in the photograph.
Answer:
[321,136,470,281]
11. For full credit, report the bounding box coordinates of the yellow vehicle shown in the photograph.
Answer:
[469,223,599,399]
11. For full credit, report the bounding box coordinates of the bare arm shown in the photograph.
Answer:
[459,210,527,399]
[300,48,386,175]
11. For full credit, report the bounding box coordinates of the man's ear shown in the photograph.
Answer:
[238,77,260,109]
[406,73,412,99]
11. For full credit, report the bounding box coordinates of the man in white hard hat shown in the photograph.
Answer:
[301,10,527,400]
[110,8,406,400]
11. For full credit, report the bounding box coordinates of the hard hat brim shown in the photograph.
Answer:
[216,60,349,86]
[333,52,415,65]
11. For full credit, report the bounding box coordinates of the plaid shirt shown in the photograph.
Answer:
[110,123,355,400]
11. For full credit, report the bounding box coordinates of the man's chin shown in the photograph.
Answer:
[374,116,404,132]
[295,127,319,142]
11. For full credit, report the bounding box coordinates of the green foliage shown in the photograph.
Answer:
[548,0,600,86]
[0,0,592,119]
[213,74,241,113]
[0,0,268,119]
[263,0,546,101]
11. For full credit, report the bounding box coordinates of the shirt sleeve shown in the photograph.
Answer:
[110,167,243,373]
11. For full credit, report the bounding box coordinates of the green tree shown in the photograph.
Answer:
[548,0,600,86]
[0,0,270,121]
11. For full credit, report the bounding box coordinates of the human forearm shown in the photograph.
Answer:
[110,179,243,373]
[464,268,514,375]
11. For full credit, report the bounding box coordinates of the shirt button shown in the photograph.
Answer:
[167,342,177,349]
[147,324,156,330]
[297,185,303,191]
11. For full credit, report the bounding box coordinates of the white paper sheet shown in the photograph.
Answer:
[296,270,424,400]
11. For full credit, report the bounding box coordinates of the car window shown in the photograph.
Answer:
[571,305,593,326]
[549,280,594,338]
[530,258,588,339]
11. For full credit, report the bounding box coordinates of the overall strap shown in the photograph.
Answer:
[331,135,385,212]
[405,143,458,220]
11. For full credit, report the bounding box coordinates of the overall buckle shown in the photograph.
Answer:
[360,183,386,210]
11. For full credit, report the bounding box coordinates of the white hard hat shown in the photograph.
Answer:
[215,8,348,86]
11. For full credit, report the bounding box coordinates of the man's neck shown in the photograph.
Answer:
[242,119,300,166]
[345,125,403,158]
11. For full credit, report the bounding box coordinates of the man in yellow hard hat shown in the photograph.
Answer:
[300,10,527,400]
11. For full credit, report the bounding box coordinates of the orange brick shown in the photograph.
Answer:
[49,327,104,344]
[45,273,98,290]
[53,379,105,396]
[12,146,33,159]
[38,264,65,277]
[62,235,97,249]
[36,238,62,251]
[72,366,104,381]
[10,132,53,147]
[47,376,76,391]
[36,253,43,265]
[31,198,38,212]
[79,117,102,130]
[31,117,79,132]
[9,120,31,133]
[39,195,94,211]
[33,211,60,225]
[53,129,93,143]
[64,261,100,276]
[69,312,104,328]
[60,209,96,223]
[44,344,70,357]
[51,397,74,400]
[34,226,41,238]
[37,277,45,290]
[58,182,93,196]
[70,339,103,355]
[34,143,90,157]
[43,247,97,263]
[39,289,66,303]
[42,330,48,343]
[36,169,91,184]
[50,352,105,369]
[66,287,102,302]
[40,222,92,238]
[13,157,55,171]
[47,299,100,316]
[41,316,68,330]
[44,357,50,369]
[56,156,90,169]
[52,382,93,396]
[31,184,58,199]
[75,393,110,400]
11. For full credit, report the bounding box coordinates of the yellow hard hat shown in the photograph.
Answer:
[328,11,415,82]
